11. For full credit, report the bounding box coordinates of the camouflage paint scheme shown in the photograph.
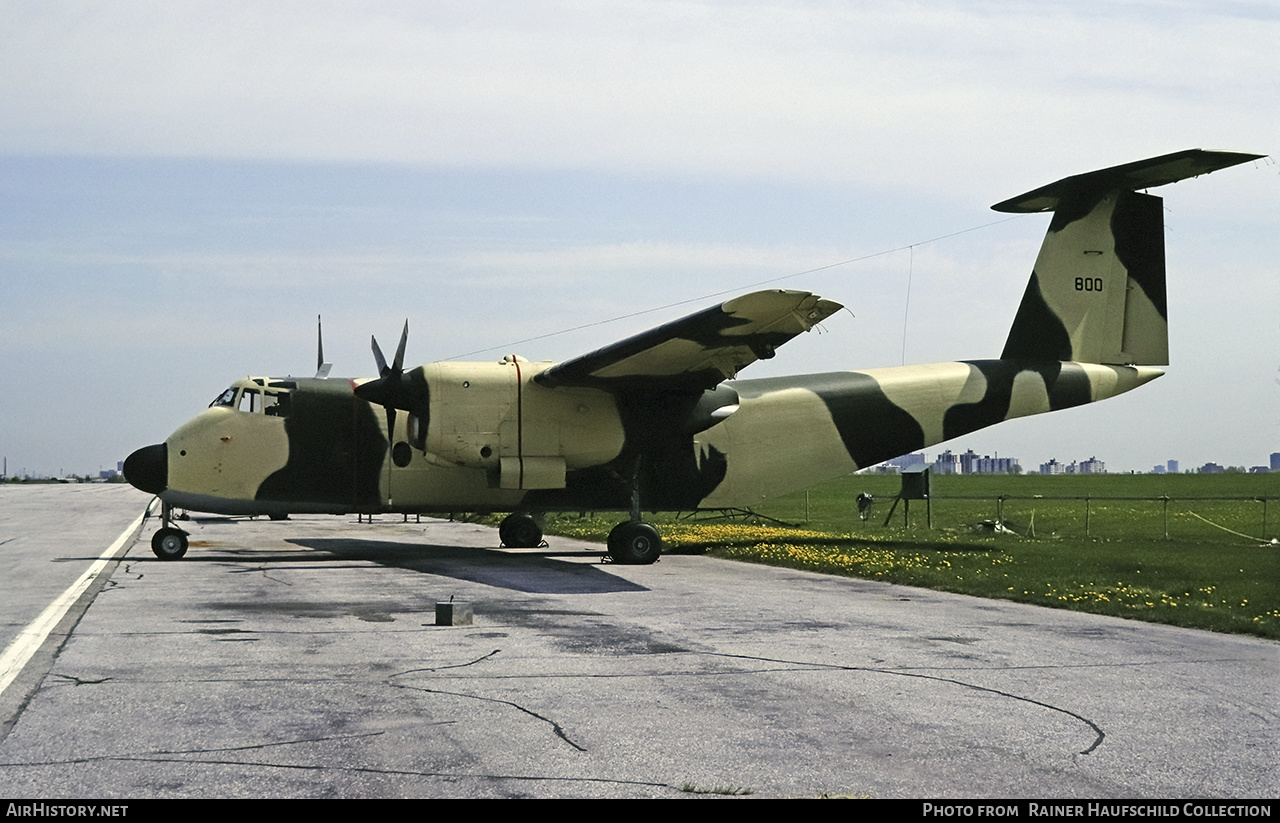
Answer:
[124,149,1261,551]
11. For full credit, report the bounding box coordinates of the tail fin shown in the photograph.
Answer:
[995,149,1261,365]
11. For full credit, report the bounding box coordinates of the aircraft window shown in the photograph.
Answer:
[263,390,291,417]
[238,388,260,413]
[210,388,238,408]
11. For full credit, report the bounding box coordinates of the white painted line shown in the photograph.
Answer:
[0,510,146,700]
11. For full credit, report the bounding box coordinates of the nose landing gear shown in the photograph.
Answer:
[151,501,189,560]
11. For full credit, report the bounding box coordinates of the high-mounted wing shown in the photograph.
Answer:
[536,289,842,392]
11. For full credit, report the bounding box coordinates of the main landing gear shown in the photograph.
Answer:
[606,465,664,564]
[499,512,544,549]
[607,520,662,565]
[151,500,189,560]
[497,512,663,564]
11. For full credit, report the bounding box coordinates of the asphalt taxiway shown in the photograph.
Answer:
[0,485,1275,798]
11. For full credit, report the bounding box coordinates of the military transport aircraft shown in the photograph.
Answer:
[124,149,1261,564]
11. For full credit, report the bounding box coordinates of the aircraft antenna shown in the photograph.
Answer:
[901,245,914,366]
[315,315,333,379]
[441,215,1023,362]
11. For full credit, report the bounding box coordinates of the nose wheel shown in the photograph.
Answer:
[151,528,189,560]
[151,501,190,560]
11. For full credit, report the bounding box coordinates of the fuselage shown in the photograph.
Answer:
[123,357,1162,517]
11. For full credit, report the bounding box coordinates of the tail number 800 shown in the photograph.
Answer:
[1075,277,1103,292]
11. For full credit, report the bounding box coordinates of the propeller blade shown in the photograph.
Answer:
[392,321,408,373]
[371,334,388,377]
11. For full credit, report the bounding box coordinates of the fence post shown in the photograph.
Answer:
[1162,496,1169,540]
[1085,495,1091,539]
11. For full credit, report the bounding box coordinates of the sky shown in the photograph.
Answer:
[0,0,1276,478]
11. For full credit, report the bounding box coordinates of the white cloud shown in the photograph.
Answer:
[2,1,1275,193]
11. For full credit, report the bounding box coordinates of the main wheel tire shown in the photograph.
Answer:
[151,527,189,560]
[499,512,543,548]
[607,521,662,565]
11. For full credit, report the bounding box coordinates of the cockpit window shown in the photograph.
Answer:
[264,390,291,417]
[238,388,260,413]
[209,381,291,416]
[210,388,238,408]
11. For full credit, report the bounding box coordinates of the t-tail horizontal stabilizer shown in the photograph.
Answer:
[995,149,1263,366]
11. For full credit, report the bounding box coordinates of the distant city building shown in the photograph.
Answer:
[1039,457,1104,475]
[872,453,926,473]
[1199,462,1224,474]
[893,453,927,469]
[933,450,962,474]
[1167,459,1179,474]
[874,449,1021,474]
[957,449,1019,474]
[1271,453,1280,471]
[1040,458,1066,475]
[1151,464,1165,474]
[1077,456,1106,474]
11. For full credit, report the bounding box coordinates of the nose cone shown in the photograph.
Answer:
[123,443,168,495]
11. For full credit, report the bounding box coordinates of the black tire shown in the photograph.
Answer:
[607,521,662,565]
[151,527,189,560]
[499,512,543,548]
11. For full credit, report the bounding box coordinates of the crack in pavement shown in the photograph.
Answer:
[223,564,293,586]
[706,650,1106,755]
[51,674,111,686]
[391,649,502,677]
[382,647,1103,755]
[385,650,586,752]
[2,753,674,791]
[0,731,667,792]
[384,652,586,757]
[390,680,587,752]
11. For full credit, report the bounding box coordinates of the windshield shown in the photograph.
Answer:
[209,387,237,408]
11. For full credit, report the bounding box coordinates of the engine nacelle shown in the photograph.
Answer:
[420,358,625,489]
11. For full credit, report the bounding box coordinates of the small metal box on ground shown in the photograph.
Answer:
[435,601,473,626]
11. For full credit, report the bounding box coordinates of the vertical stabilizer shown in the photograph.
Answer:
[994,149,1261,365]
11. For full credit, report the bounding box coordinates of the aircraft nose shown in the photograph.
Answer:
[123,443,168,495]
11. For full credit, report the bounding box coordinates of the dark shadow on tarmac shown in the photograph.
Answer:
[282,537,649,594]
[119,536,644,594]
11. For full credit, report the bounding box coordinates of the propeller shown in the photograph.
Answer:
[354,321,412,444]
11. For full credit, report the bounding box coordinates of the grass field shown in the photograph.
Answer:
[540,472,1280,640]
